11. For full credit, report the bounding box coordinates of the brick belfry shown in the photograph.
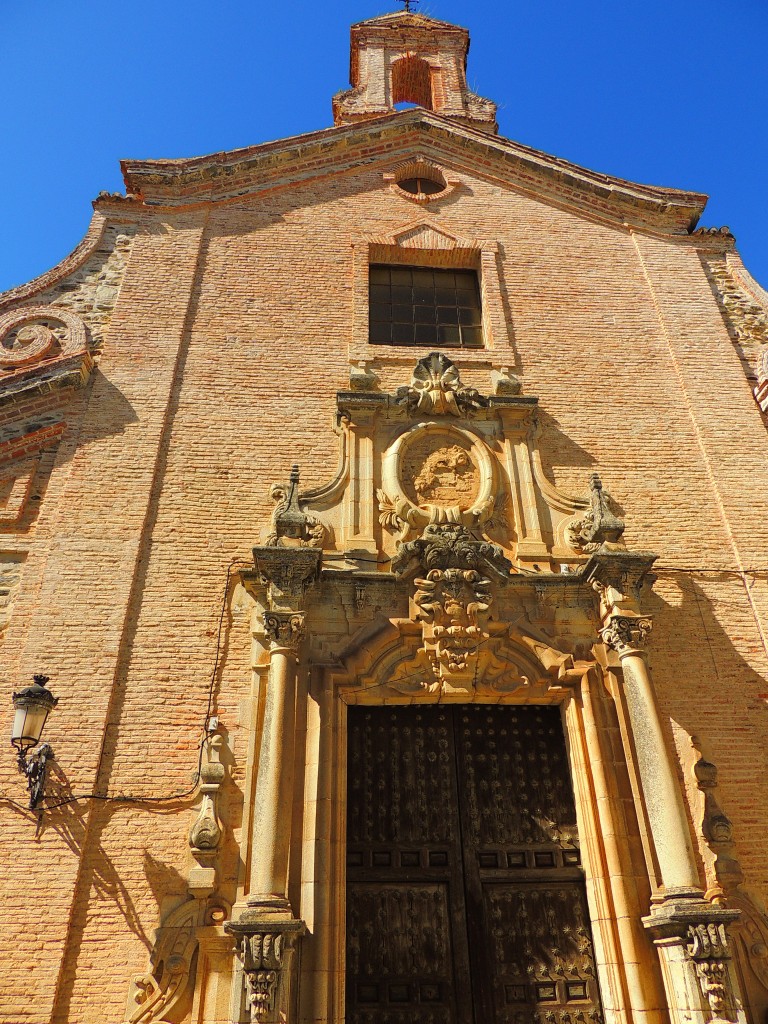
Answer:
[1,9,767,1024]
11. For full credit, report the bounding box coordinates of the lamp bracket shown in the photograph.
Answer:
[17,742,55,810]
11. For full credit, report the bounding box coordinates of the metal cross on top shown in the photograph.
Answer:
[396,0,419,11]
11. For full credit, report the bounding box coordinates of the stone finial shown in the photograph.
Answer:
[567,473,625,553]
[264,465,327,549]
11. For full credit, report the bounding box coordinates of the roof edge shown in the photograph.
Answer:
[120,110,708,232]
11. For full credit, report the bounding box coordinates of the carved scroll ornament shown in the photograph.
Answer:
[0,306,87,369]
[124,897,229,1024]
[262,610,305,652]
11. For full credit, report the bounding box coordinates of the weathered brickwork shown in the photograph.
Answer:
[702,251,768,383]
[0,13,767,1024]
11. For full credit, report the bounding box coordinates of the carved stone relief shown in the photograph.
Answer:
[379,420,497,542]
[566,473,625,553]
[394,351,489,418]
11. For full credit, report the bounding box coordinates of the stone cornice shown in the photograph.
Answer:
[120,110,707,234]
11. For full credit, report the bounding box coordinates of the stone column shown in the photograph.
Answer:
[247,610,304,912]
[591,552,746,1024]
[226,545,320,1024]
[600,612,700,893]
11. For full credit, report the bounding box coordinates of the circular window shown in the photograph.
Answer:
[398,176,445,196]
[388,162,450,203]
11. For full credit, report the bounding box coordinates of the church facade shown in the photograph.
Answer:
[1,12,768,1024]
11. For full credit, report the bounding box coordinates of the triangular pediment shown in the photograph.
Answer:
[391,222,469,250]
[117,109,706,233]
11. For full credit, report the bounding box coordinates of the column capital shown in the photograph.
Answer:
[262,610,305,653]
[600,613,653,656]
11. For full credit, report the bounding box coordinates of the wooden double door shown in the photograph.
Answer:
[346,704,603,1024]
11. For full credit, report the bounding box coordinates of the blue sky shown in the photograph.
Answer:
[1,0,766,292]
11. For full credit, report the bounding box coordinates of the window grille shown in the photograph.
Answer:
[368,265,483,348]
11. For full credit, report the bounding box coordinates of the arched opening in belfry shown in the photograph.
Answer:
[391,54,434,110]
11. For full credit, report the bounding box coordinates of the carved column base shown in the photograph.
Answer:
[644,891,746,1024]
[225,917,305,1024]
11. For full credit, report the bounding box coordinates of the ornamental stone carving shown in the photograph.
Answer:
[262,611,305,652]
[379,421,499,542]
[0,306,88,369]
[226,920,305,1024]
[124,896,229,1024]
[566,473,625,553]
[410,567,495,691]
[188,731,225,858]
[394,352,489,418]
[388,523,515,694]
[253,546,321,604]
[241,931,284,1022]
[600,614,653,655]
[264,465,328,548]
[687,922,735,1022]
[644,896,742,1024]
[391,522,513,580]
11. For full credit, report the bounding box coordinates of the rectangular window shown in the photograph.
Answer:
[369,264,483,348]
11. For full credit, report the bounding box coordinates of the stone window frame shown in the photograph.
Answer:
[350,221,514,363]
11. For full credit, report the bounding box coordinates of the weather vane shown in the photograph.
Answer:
[396,0,419,11]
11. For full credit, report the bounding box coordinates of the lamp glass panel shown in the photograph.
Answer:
[12,703,49,747]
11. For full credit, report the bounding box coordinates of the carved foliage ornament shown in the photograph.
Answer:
[687,922,733,1021]
[394,352,489,418]
[0,306,88,369]
[240,931,285,1023]
[226,920,306,1024]
[599,614,653,655]
[392,521,512,580]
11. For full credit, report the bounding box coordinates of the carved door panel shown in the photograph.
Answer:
[455,705,602,1024]
[346,705,603,1024]
[346,707,473,1024]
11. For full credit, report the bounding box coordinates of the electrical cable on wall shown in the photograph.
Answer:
[2,561,768,818]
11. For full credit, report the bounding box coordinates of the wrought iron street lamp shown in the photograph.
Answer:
[11,674,58,809]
